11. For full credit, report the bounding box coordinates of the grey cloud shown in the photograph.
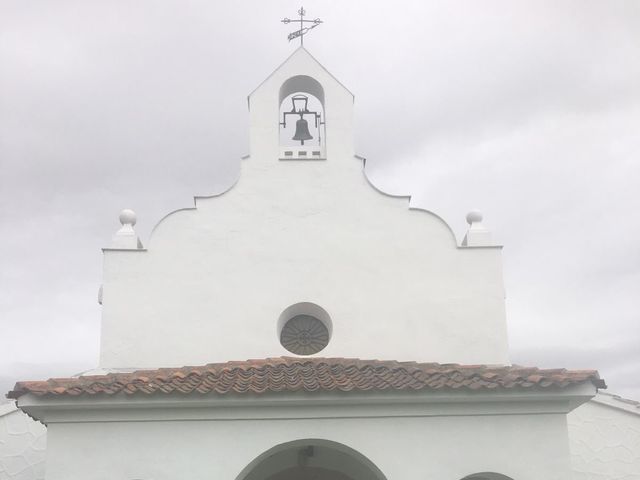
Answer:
[1,1,639,401]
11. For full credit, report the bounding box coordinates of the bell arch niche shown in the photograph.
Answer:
[279,75,326,160]
[236,439,387,480]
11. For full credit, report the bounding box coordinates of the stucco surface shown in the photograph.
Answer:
[42,407,572,480]
[9,395,640,479]
[99,48,509,369]
[0,404,46,480]
[568,394,640,480]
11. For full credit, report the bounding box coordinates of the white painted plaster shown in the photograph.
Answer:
[99,47,509,369]
[14,390,634,480]
[462,210,494,247]
[0,403,46,480]
[109,209,142,250]
[45,416,566,480]
[568,392,640,479]
[20,387,590,480]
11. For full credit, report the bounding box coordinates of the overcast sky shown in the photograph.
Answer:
[1,1,639,401]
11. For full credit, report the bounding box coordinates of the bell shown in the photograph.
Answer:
[292,118,313,145]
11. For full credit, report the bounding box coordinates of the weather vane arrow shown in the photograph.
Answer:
[281,7,323,46]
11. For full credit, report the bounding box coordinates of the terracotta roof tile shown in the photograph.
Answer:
[6,357,606,399]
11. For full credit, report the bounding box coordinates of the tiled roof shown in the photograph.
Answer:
[7,357,606,399]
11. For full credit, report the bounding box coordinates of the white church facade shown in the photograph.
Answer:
[5,46,640,480]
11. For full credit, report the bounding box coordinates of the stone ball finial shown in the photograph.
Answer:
[119,209,137,226]
[466,210,483,225]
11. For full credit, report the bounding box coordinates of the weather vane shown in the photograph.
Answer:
[281,7,323,46]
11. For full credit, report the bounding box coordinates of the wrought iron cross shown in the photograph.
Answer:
[281,7,323,45]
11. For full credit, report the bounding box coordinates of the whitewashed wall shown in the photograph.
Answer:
[33,393,577,480]
[0,404,46,480]
[99,48,509,369]
[8,394,640,480]
[568,393,640,480]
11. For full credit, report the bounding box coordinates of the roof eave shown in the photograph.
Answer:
[17,382,597,425]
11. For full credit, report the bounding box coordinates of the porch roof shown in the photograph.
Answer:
[7,357,606,399]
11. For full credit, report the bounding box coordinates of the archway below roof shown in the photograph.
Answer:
[462,473,515,480]
[267,467,354,480]
[236,439,387,480]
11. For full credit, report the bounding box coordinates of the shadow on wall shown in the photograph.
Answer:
[235,438,518,480]
[236,439,387,480]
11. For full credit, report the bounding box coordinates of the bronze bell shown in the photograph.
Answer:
[292,117,313,145]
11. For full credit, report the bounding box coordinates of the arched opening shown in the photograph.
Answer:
[279,75,326,160]
[462,473,515,480]
[236,439,387,480]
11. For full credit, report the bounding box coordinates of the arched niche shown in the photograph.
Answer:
[462,473,515,480]
[236,439,387,480]
[279,75,325,106]
[278,75,326,160]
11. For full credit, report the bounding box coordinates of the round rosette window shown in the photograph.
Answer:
[278,303,332,356]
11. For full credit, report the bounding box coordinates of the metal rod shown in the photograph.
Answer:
[281,7,322,44]
[299,7,304,46]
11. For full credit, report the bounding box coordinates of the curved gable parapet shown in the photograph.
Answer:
[146,171,240,249]
[100,145,509,369]
[147,206,198,248]
[145,157,463,254]
[99,49,509,370]
[359,155,459,246]
[133,153,463,254]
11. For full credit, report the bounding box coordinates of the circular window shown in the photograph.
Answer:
[280,314,329,355]
[278,303,332,356]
